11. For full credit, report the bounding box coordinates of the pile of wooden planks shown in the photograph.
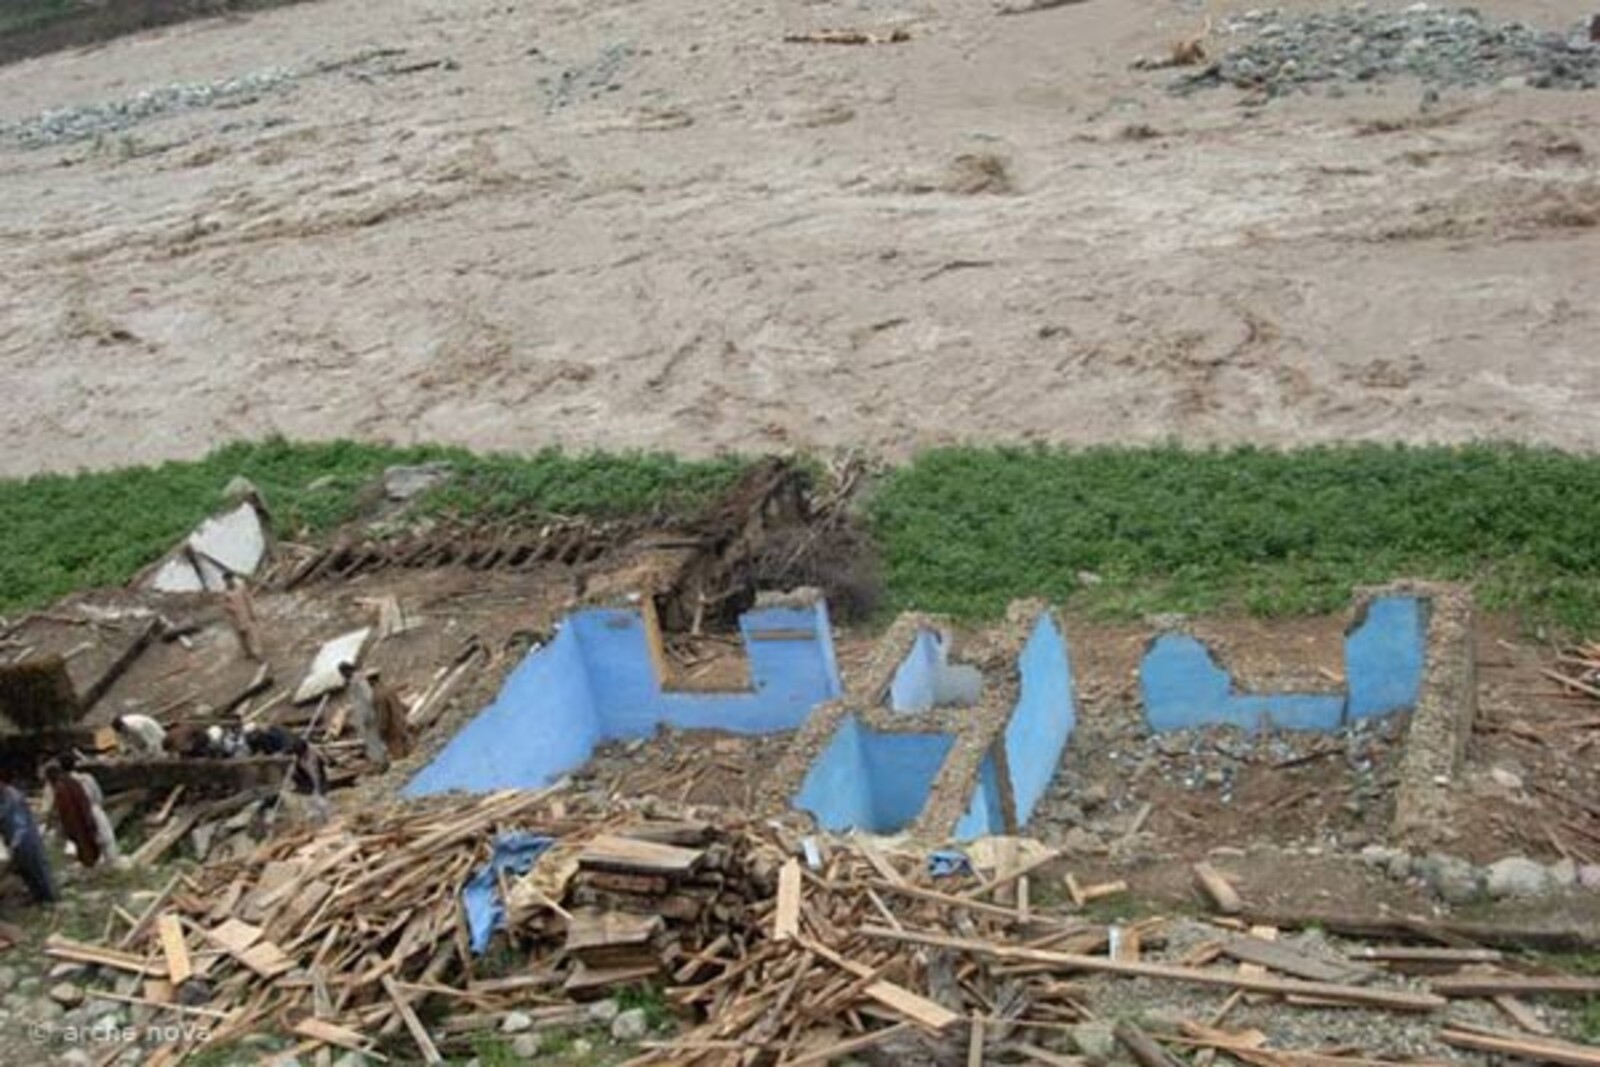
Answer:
[1546,639,1600,704]
[47,789,1600,1067]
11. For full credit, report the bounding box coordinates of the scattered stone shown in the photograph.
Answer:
[0,967,17,993]
[1486,856,1551,899]
[500,1010,533,1033]
[612,1007,649,1041]
[510,1033,543,1059]
[572,1038,594,1056]
[382,462,454,501]
[1166,6,1600,97]
[1061,827,1107,856]
[1489,766,1524,791]
[587,997,621,1024]
[1550,857,1578,887]
[49,982,84,1008]
[59,1051,93,1067]
[1420,853,1480,904]
[1078,782,1110,810]
[1072,1020,1117,1059]
[1580,864,1600,890]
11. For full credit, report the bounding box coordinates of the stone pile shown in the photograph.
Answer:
[1167,4,1600,97]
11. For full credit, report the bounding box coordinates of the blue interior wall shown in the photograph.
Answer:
[1140,596,1427,734]
[890,631,944,713]
[1345,597,1426,721]
[1141,635,1346,733]
[406,601,842,797]
[1002,614,1077,826]
[794,715,956,834]
[953,753,1007,840]
[404,625,600,795]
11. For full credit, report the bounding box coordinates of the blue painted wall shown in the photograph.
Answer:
[1345,597,1426,721]
[406,601,843,796]
[953,752,1007,839]
[1140,596,1427,734]
[793,715,956,834]
[1002,614,1077,826]
[889,631,944,713]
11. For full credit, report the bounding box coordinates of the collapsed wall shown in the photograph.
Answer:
[404,593,842,796]
[768,600,1077,841]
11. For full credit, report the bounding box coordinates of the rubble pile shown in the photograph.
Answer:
[1169,6,1600,97]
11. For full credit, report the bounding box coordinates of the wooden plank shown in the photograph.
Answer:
[784,1022,912,1067]
[237,940,295,980]
[564,911,663,954]
[1347,946,1502,964]
[131,807,202,866]
[382,974,443,1065]
[858,926,1445,1012]
[1115,1019,1186,1067]
[1080,879,1128,903]
[1192,862,1243,914]
[577,834,704,876]
[1439,1027,1600,1067]
[968,1013,984,1067]
[1219,936,1371,984]
[800,937,962,1031]
[45,935,166,976]
[292,1018,378,1056]
[1239,908,1600,953]
[205,919,263,955]
[1493,995,1553,1035]
[157,915,192,986]
[1433,975,1600,998]
[775,860,803,942]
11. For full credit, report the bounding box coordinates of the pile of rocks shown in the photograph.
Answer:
[1362,844,1600,903]
[1169,4,1600,97]
[1,68,298,148]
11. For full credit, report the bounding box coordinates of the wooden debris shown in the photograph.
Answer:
[783,28,912,45]
[775,859,802,941]
[858,927,1445,1011]
[1115,1019,1186,1067]
[1432,974,1600,998]
[1440,1025,1600,1066]
[156,915,191,987]
[1192,862,1243,914]
[1218,936,1373,985]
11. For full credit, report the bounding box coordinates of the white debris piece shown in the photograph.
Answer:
[293,628,372,704]
[147,502,267,593]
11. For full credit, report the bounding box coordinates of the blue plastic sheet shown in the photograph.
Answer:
[927,849,973,879]
[463,831,555,954]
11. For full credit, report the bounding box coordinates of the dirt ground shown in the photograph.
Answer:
[1,0,1598,475]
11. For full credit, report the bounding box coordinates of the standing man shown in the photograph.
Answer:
[44,762,103,869]
[112,714,166,756]
[287,738,330,823]
[372,673,414,764]
[338,662,387,771]
[0,772,55,904]
[52,754,123,868]
[221,574,264,662]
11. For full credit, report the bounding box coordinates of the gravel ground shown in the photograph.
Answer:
[1172,4,1600,96]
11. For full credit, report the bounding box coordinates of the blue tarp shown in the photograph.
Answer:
[927,849,973,879]
[462,831,555,954]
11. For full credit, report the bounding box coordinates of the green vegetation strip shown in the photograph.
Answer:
[3,440,1600,632]
[0,438,744,615]
[869,444,1600,630]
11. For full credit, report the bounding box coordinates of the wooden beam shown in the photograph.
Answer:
[857,926,1445,1012]
[1239,909,1600,953]
[156,915,191,987]
[382,974,442,1064]
[1218,937,1372,984]
[775,860,802,942]
[1192,863,1243,914]
[1432,975,1600,998]
[1440,1027,1600,1066]
[1115,1020,1186,1067]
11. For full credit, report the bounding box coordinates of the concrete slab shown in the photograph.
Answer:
[293,628,371,704]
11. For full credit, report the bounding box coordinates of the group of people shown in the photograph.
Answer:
[0,754,125,906]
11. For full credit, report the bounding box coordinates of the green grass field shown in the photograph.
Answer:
[869,443,1600,630]
[3,439,1599,634]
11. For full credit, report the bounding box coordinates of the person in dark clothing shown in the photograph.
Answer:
[287,738,330,823]
[243,723,293,756]
[43,762,100,869]
[0,774,56,904]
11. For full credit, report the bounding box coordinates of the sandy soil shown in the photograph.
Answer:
[1,0,1598,476]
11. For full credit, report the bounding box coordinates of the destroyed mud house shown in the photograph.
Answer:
[2,458,1600,1067]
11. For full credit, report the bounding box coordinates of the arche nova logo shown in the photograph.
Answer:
[29,1020,213,1046]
